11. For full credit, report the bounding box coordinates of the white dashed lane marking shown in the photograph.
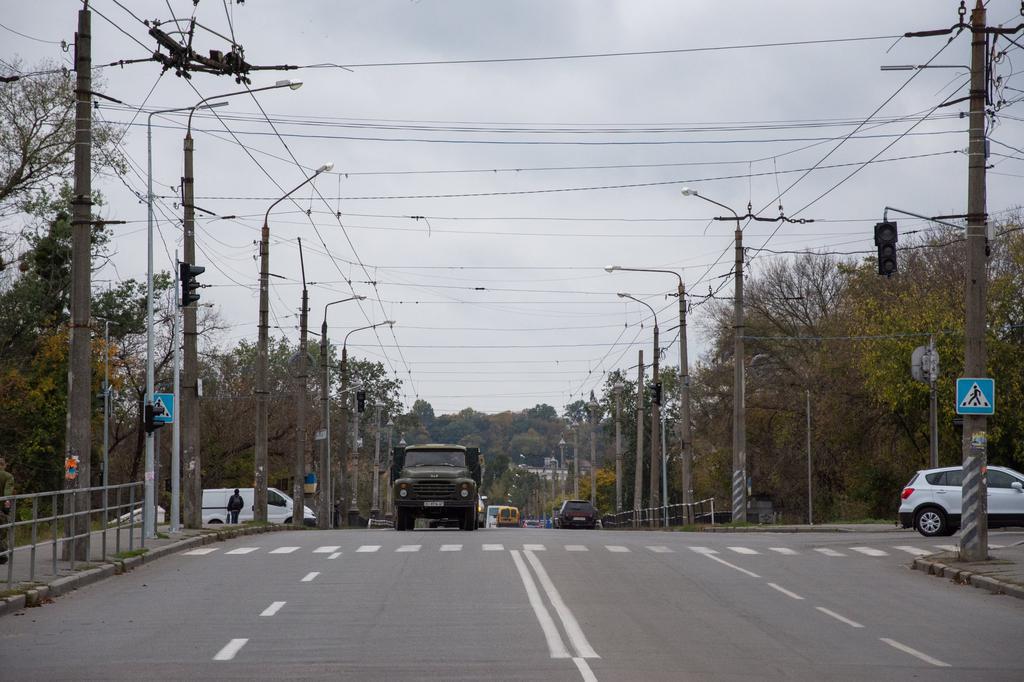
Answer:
[313,546,340,553]
[769,547,797,555]
[523,544,546,551]
[605,546,630,553]
[767,583,804,600]
[356,545,381,553]
[815,607,864,628]
[728,546,759,555]
[260,601,286,616]
[301,572,320,582]
[646,546,673,553]
[213,638,248,661]
[396,545,421,553]
[880,638,950,667]
[440,544,462,552]
[327,552,341,559]
[183,547,218,556]
[224,547,258,555]
[483,544,504,551]
[565,545,588,552]
[269,546,299,554]
[689,547,719,555]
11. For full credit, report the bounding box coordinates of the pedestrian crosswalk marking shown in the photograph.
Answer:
[327,552,341,560]
[646,546,673,553]
[482,543,504,551]
[225,547,259,555]
[605,545,630,553]
[523,544,546,551]
[356,545,381,553]
[269,546,299,554]
[850,546,888,557]
[565,545,588,552]
[396,545,421,552]
[440,544,462,552]
[894,546,930,555]
[313,546,340,553]
[301,572,320,582]
[728,546,759,555]
[689,546,718,555]
[814,548,845,557]
[769,547,797,555]
[183,547,219,556]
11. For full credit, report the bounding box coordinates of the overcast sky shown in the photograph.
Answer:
[3,1,1021,414]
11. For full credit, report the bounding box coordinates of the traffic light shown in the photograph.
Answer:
[652,382,663,405]
[144,401,166,434]
[179,261,205,306]
[356,390,366,413]
[874,221,898,277]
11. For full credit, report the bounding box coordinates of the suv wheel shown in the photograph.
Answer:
[914,507,948,537]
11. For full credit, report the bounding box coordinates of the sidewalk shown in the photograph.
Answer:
[912,540,1024,601]
[0,522,283,617]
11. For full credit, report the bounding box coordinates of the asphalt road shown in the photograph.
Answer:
[2,527,1022,680]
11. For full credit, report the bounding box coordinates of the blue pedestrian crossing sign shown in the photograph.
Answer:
[153,392,175,423]
[956,378,994,415]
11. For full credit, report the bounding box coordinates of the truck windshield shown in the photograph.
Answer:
[405,449,466,467]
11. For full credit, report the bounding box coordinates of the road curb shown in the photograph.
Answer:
[0,524,284,618]
[912,556,1024,601]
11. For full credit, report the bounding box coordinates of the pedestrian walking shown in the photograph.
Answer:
[227,488,244,524]
[0,457,13,564]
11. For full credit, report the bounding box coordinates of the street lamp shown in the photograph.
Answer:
[618,292,662,517]
[317,295,365,528]
[607,264,693,514]
[254,161,334,522]
[341,320,395,526]
[178,79,302,530]
[144,100,228,538]
[681,187,746,524]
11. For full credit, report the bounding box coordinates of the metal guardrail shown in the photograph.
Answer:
[367,517,394,529]
[1,482,145,589]
[603,497,719,529]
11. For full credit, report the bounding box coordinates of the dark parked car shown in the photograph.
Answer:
[557,500,598,529]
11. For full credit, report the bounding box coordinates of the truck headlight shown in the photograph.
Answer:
[399,489,408,498]
[460,489,469,498]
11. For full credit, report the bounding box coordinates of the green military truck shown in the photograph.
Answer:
[390,444,481,531]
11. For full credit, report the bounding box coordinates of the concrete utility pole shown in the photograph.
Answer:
[572,429,579,498]
[292,238,309,529]
[619,293,660,519]
[350,402,361,524]
[960,0,990,562]
[613,381,624,513]
[806,389,812,526]
[588,393,599,508]
[633,349,645,527]
[929,334,939,469]
[338,345,349,525]
[171,260,181,532]
[255,163,333,522]
[558,437,566,499]
[66,4,92,559]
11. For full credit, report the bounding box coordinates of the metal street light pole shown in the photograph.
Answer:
[180,80,301,529]
[619,292,660,517]
[681,188,746,524]
[588,393,599,508]
[318,296,365,528]
[558,437,566,500]
[607,265,693,514]
[612,381,624,514]
[371,402,383,518]
[291,238,310,529]
[255,161,333,522]
[340,321,395,526]
[633,349,644,527]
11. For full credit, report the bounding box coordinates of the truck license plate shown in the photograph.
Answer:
[573,516,585,521]
[424,501,444,507]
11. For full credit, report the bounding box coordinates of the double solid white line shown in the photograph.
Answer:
[511,549,599,680]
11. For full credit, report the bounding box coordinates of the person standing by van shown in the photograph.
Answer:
[227,489,244,524]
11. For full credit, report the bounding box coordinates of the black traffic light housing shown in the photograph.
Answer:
[874,221,898,277]
[652,382,663,405]
[144,401,166,434]
[356,390,366,413]
[179,261,206,306]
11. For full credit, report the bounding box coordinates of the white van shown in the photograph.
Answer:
[202,487,316,526]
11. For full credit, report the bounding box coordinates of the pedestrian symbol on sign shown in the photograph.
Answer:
[962,384,989,408]
[955,378,995,416]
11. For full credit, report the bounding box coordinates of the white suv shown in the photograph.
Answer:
[899,465,1024,536]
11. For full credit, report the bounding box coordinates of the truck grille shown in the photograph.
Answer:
[412,481,456,500]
